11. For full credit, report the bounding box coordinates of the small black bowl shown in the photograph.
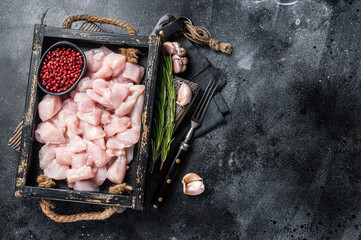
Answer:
[37,41,87,96]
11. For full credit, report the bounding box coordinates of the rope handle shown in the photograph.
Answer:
[62,15,140,63]
[37,175,132,222]
[62,15,137,36]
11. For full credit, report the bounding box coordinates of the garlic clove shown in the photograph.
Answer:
[180,57,188,65]
[182,173,205,196]
[161,42,177,56]
[172,55,183,74]
[182,173,202,184]
[180,64,187,73]
[172,42,187,56]
[184,181,205,196]
[176,82,192,106]
[178,47,187,57]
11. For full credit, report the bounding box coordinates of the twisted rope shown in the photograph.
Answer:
[62,15,136,35]
[37,175,132,223]
[181,18,232,54]
[121,48,140,64]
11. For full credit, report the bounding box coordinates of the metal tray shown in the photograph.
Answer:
[14,24,160,210]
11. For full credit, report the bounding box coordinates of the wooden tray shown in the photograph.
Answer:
[14,24,160,210]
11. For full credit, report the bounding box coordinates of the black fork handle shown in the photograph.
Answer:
[152,141,189,209]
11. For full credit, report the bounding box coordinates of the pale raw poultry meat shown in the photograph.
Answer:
[35,122,66,144]
[38,95,62,121]
[39,144,56,170]
[35,45,145,191]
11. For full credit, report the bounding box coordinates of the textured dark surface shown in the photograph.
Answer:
[1,0,360,239]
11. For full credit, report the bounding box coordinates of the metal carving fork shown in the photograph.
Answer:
[152,79,219,209]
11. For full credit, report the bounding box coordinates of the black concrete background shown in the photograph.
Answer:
[1,0,361,239]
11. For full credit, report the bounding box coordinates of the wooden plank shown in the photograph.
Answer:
[22,186,132,206]
[132,36,161,210]
[44,26,149,47]
[15,24,44,198]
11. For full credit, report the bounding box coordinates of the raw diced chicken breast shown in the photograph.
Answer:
[129,85,145,94]
[58,98,78,118]
[39,145,56,170]
[77,107,103,126]
[106,148,126,157]
[66,116,81,135]
[73,180,99,192]
[98,45,113,56]
[93,62,113,79]
[107,155,127,184]
[115,73,135,84]
[104,116,131,137]
[115,89,143,116]
[86,141,112,167]
[35,122,66,144]
[72,153,88,169]
[130,94,144,127]
[93,52,105,71]
[94,167,107,186]
[55,147,73,166]
[38,95,62,121]
[85,49,105,73]
[66,165,95,183]
[104,53,126,70]
[106,136,128,149]
[73,92,95,112]
[122,62,145,84]
[86,89,113,109]
[48,117,66,135]
[101,111,111,125]
[115,126,141,145]
[76,77,92,92]
[126,146,134,164]
[103,53,126,77]
[44,160,69,180]
[92,79,111,101]
[66,132,87,152]
[84,123,105,140]
[92,138,106,150]
[110,83,129,108]
[85,50,97,73]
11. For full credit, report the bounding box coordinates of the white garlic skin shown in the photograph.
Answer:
[182,173,205,196]
[176,82,192,107]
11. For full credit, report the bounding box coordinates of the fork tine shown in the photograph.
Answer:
[197,82,219,122]
[192,79,215,119]
[193,81,215,120]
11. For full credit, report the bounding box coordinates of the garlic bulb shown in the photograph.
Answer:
[182,173,205,196]
[176,82,192,107]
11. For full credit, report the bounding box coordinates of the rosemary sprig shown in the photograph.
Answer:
[160,55,176,170]
[150,54,176,172]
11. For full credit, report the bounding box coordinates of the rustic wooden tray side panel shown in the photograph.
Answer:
[15,24,44,198]
[132,36,160,210]
[14,25,160,210]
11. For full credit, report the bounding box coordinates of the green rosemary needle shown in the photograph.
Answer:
[150,54,176,172]
[160,55,176,170]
